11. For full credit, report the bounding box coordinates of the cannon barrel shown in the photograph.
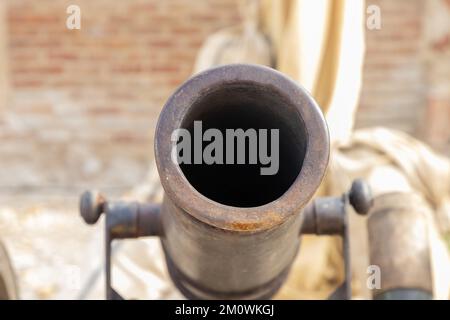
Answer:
[368,193,433,300]
[154,64,329,299]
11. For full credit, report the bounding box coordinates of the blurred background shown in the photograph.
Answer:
[0,0,449,299]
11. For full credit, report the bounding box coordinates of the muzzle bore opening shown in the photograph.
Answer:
[179,82,307,208]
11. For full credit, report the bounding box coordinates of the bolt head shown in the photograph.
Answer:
[349,179,373,215]
[80,190,105,224]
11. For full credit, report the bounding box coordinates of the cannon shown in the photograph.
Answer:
[80,64,373,300]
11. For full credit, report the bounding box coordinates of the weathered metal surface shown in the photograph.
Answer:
[301,196,346,235]
[152,64,329,299]
[80,190,105,225]
[368,192,433,298]
[301,179,372,235]
[80,191,162,299]
[80,191,162,239]
[79,64,375,300]
[154,64,330,232]
[349,179,373,215]
[80,179,373,299]
[300,179,372,300]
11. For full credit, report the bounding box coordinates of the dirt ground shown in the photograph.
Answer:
[0,191,109,299]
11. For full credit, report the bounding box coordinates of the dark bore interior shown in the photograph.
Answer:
[179,82,307,207]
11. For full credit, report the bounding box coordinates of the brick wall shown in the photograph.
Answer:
[357,0,450,154]
[423,0,450,153]
[0,0,448,196]
[0,0,239,195]
[357,0,427,135]
[0,2,7,114]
